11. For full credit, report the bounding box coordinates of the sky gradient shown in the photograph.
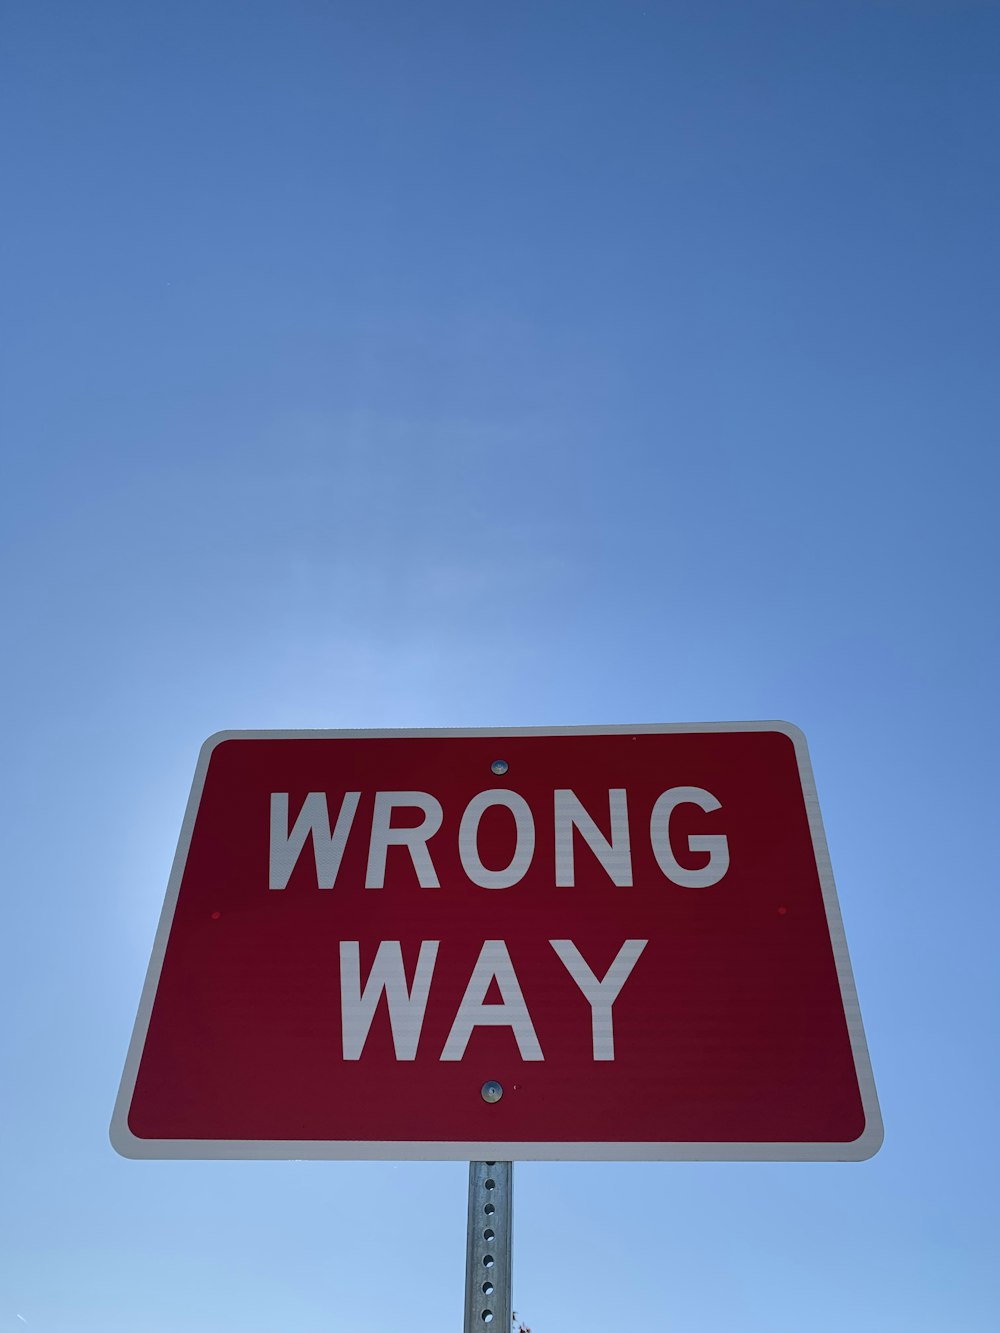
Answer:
[2,3,998,1331]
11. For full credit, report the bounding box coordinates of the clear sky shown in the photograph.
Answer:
[2,2,998,1330]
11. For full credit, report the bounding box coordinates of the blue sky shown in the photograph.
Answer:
[2,2,998,1329]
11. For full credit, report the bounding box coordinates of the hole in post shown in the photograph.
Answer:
[484,1203,495,1215]
[483,1254,495,1269]
[482,1312,494,1324]
[482,1282,494,1296]
[483,1228,495,1242]
[484,1178,496,1190]
[485,1161,496,1166]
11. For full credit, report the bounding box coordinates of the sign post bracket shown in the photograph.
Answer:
[464,1160,512,1333]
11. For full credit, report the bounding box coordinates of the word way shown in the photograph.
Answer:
[339,938,648,1062]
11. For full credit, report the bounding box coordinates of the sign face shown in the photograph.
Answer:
[111,723,882,1161]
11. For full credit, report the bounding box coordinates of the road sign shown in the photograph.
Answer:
[111,723,882,1161]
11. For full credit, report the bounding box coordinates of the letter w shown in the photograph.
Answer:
[269,792,360,890]
[340,941,439,1060]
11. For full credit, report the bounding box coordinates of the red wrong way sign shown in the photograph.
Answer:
[111,724,882,1161]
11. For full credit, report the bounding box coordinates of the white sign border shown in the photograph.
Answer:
[110,721,883,1162]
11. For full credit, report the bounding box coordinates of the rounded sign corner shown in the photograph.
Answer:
[847,1110,885,1162]
[763,719,809,750]
[199,730,245,763]
[109,1111,148,1160]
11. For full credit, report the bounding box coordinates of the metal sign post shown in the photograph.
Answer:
[465,1160,512,1331]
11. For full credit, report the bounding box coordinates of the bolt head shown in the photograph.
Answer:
[490,760,508,775]
[481,1080,504,1103]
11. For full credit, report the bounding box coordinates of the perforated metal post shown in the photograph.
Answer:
[464,1161,512,1332]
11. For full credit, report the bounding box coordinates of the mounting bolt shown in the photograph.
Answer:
[481,1080,504,1103]
[490,760,508,775]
